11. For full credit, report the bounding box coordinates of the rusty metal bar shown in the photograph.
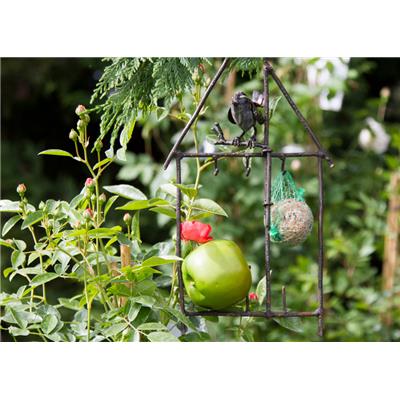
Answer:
[263,59,272,313]
[186,310,320,318]
[178,151,325,159]
[163,58,230,170]
[175,155,185,313]
[214,139,267,149]
[317,156,325,337]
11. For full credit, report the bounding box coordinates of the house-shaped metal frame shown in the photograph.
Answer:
[163,58,334,336]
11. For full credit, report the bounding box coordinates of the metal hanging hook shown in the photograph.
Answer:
[280,156,286,174]
[213,157,219,176]
[245,156,251,177]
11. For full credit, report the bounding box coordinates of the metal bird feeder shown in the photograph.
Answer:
[163,58,334,336]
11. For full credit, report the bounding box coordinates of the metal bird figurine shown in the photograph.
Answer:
[228,91,265,147]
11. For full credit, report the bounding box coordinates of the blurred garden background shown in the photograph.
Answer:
[1,57,400,341]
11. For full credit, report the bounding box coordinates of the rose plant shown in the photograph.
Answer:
[0,103,227,341]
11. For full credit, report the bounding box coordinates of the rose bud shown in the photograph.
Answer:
[16,183,26,196]
[99,193,107,204]
[181,221,213,244]
[85,178,95,188]
[77,119,86,130]
[123,213,132,224]
[75,105,86,116]
[83,208,94,220]
[249,292,258,301]
[69,129,78,142]
[94,140,103,152]
[81,113,90,124]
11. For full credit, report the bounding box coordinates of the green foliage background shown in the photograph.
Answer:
[2,57,400,341]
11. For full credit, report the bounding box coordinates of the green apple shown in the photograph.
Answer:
[182,240,252,310]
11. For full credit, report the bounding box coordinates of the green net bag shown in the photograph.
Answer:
[269,171,313,246]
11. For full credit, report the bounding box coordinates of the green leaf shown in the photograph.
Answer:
[116,198,169,211]
[104,322,128,337]
[2,215,21,236]
[21,211,44,230]
[0,200,21,213]
[11,250,25,268]
[70,193,85,208]
[163,308,197,331]
[117,233,132,246]
[180,332,211,342]
[58,298,81,311]
[150,206,176,219]
[38,149,74,158]
[191,199,228,217]
[147,331,179,342]
[128,303,142,322]
[129,265,162,277]
[269,96,282,119]
[9,326,30,337]
[130,295,156,307]
[89,227,122,236]
[142,255,182,268]
[120,119,136,149]
[41,314,58,334]
[103,184,147,201]
[104,236,118,249]
[190,211,213,221]
[273,317,304,334]
[31,273,58,287]
[14,239,27,251]
[131,211,141,243]
[137,322,168,331]
[159,183,177,198]
[3,267,14,278]
[67,226,121,238]
[104,195,118,218]
[174,183,198,199]
[256,276,266,306]
[93,158,113,170]
[9,308,27,329]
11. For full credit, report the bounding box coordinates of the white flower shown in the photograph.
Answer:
[359,128,373,149]
[358,117,390,154]
[307,58,350,112]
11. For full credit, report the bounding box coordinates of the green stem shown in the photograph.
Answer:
[83,267,91,342]
[28,226,46,303]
